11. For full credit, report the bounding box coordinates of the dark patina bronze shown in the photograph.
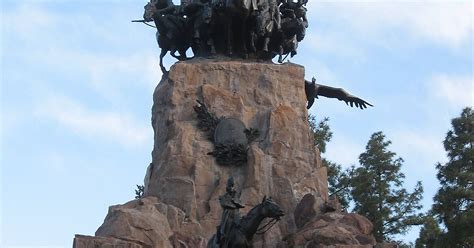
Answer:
[208,177,284,248]
[193,100,259,166]
[304,77,373,110]
[136,0,309,73]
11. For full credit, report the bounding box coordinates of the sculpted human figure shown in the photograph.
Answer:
[151,0,180,40]
[183,0,217,55]
[217,177,244,247]
[281,0,308,24]
[252,0,273,53]
[280,0,307,40]
[269,0,281,31]
[207,177,284,248]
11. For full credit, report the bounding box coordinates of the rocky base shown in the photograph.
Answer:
[282,212,376,247]
[73,59,378,247]
[73,235,145,248]
[74,196,378,248]
[142,59,328,246]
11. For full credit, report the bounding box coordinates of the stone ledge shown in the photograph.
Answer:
[73,234,148,248]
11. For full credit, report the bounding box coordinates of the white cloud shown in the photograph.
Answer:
[3,3,163,99]
[38,96,151,147]
[430,74,474,108]
[31,47,162,99]
[3,3,160,148]
[304,30,366,62]
[391,129,446,168]
[307,1,473,50]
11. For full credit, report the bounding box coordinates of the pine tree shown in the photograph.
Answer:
[432,107,474,247]
[352,132,424,242]
[325,159,353,210]
[308,115,332,154]
[308,115,352,208]
[415,215,442,248]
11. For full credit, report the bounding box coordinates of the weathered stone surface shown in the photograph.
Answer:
[294,193,326,229]
[169,233,207,248]
[283,210,376,248]
[73,234,145,248]
[326,195,343,213]
[143,59,327,245]
[95,197,173,247]
[340,214,374,236]
[93,196,208,248]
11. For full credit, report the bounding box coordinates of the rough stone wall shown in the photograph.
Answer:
[144,59,328,245]
[72,59,379,248]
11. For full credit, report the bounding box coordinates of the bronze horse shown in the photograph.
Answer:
[207,196,284,248]
[143,0,190,73]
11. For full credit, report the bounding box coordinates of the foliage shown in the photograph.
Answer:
[431,107,474,247]
[397,241,414,248]
[325,158,353,210]
[415,215,442,248]
[308,115,352,208]
[135,184,144,199]
[351,131,424,242]
[308,115,332,153]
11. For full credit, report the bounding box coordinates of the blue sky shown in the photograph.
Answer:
[1,0,472,247]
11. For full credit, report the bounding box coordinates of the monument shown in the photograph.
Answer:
[73,0,377,247]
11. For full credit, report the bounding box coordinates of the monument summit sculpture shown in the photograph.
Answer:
[73,1,378,247]
[136,0,309,73]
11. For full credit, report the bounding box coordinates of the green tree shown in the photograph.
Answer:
[325,159,353,210]
[308,115,352,209]
[432,107,474,247]
[309,115,332,154]
[415,215,442,248]
[351,132,424,242]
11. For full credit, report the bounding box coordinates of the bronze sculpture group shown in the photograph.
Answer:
[208,177,285,248]
[139,0,308,73]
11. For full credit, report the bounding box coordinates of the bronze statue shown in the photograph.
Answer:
[136,0,309,63]
[182,0,217,56]
[218,0,257,58]
[273,0,307,61]
[216,177,245,247]
[305,77,373,109]
[208,177,284,248]
[143,0,191,73]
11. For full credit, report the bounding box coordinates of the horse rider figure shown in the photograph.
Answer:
[217,177,245,247]
[182,0,217,55]
[280,0,307,41]
[268,0,281,31]
[151,0,182,40]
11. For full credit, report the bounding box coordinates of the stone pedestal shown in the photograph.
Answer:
[74,59,377,247]
[144,59,327,246]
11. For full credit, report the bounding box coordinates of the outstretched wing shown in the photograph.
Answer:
[316,84,373,109]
